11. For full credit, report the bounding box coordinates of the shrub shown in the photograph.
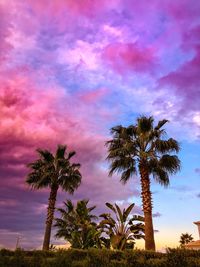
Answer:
[0,249,14,257]
[87,249,110,267]
[1,248,200,267]
[24,250,55,258]
[71,259,89,267]
[64,248,88,261]
[146,258,168,267]
[110,260,127,267]
[109,250,124,261]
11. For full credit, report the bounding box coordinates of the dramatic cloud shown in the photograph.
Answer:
[102,42,156,74]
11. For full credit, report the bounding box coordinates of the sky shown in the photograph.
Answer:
[0,0,200,251]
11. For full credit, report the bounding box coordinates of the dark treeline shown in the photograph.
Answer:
[1,248,200,267]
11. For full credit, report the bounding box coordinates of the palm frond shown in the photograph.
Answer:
[110,125,123,137]
[155,138,180,153]
[26,173,42,188]
[126,125,137,137]
[123,203,135,221]
[108,156,136,179]
[137,116,154,134]
[120,165,136,184]
[37,149,54,162]
[68,151,76,160]
[56,145,67,159]
[106,202,117,213]
[152,167,170,186]
[115,203,124,222]
[159,155,181,174]
[26,170,51,189]
[155,119,168,130]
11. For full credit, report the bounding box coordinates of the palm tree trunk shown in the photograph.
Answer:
[42,185,58,250]
[139,161,156,251]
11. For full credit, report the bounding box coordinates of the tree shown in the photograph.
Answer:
[54,199,101,249]
[26,145,82,250]
[106,116,181,250]
[99,202,144,250]
[179,233,194,247]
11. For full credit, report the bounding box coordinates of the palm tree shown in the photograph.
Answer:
[54,199,101,249]
[26,145,82,250]
[179,233,194,247]
[99,202,144,250]
[106,116,181,250]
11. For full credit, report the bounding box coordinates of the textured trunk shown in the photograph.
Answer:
[42,185,58,250]
[139,161,156,251]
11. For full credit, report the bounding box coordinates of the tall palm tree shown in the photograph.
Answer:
[99,202,144,250]
[26,145,82,250]
[106,116,181,250]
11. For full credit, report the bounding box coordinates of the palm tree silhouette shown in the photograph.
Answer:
[106,116,180,250]
[26,144,82,250]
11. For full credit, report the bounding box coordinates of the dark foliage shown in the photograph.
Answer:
[1,248,200,267]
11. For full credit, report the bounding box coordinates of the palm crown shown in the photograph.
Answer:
[26,145,81,193]
[106,116,180,185]
[179,233,194,247]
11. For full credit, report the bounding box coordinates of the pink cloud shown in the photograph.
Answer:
[167,0,200,24]
[0,4,12,63]
[78,87,109,103]
[24,0,116,23]
[0,74,63,143]
[61,0,108,17]
[102,42,155,74]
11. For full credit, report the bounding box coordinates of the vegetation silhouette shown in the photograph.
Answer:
[54,199,101,249]
[54,200,144,250]
[99,202,144,250]
[179,233,194,247]
[26,145,82,250]
[106,116,181,250]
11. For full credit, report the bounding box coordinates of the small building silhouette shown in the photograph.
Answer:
[185,221,200,250]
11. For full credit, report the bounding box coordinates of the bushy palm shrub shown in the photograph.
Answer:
[99,203,144,250]
[54,200,101,249]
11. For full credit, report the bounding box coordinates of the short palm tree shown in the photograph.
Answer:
[26,145,82,250]
[99,202,144,250]
[106,116,181,250]
[179,233,194,247]
[54,199,100,249]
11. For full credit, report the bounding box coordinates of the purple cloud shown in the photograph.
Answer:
[153,212,162,218]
